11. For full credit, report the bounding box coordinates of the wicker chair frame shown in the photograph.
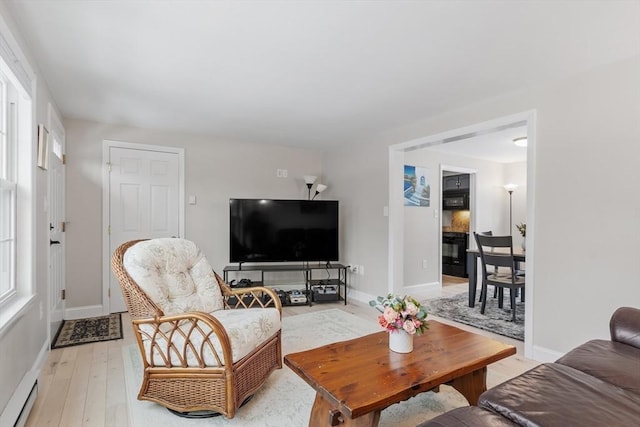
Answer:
[111,239,282,418]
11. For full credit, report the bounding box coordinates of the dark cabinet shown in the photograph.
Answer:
[443,174,470,191]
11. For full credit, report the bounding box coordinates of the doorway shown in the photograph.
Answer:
[388,110,536,358]
[441,167,476,286]
[101,141,185,314]
[48,104,66,342]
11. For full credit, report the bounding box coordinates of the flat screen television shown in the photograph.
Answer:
[229,199,339,263]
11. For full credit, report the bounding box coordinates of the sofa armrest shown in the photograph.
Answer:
[610,307,640,349]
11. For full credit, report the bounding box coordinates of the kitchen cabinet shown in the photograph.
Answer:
[443,174,470,191]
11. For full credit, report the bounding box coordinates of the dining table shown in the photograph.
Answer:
[466,247,526,307]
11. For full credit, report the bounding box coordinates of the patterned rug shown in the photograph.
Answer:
[52,313,123,349]
[423,291,524,341]
[122,309,471,426]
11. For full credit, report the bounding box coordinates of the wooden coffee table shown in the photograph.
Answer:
[284,320,516,427]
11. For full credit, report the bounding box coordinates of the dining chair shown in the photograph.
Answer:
[477,231,499,301]
[473,233,525,322]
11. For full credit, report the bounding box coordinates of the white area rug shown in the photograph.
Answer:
[123,309,469,426]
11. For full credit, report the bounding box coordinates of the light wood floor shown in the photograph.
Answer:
[26,284,538,427]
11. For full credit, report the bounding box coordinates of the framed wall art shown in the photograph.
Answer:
[404,164,430,207]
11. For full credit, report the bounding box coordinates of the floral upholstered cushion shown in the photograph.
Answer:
[123,238,224,314]
[140,308,281,367]
[123,238,281,367]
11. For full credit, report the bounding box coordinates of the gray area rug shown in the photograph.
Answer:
[423,290,524,341]
[123,308,470,426]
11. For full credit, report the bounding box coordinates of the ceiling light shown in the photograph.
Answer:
[513,137,527,147]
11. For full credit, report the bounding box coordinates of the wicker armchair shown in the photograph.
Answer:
[111,238,282,418]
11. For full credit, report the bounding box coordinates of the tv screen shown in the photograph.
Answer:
[230,199,339,263]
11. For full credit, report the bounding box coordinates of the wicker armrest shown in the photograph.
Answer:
[222,286,283,312]
[214,271,283,313]
[132,311,233,368]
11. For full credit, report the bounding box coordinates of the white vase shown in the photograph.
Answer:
[521,237,526,251]
[389,330,414,353]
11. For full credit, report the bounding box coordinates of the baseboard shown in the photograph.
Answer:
[403,281,441,293]
[346,288,377,306]
[64,304,104,320]
[532,344,564,363]
[346,282,440,306]
[0,340,48,427]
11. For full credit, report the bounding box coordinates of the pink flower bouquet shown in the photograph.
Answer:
[370,294,428,335]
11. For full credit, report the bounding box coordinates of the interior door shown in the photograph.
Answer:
[48,129,65,340]
[108,146,180,313]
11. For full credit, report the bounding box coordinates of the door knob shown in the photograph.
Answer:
[50,240,61,245]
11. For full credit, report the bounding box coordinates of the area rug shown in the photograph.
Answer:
[423,291,524,341]
[122,309,469,426]
[52,313,123,349]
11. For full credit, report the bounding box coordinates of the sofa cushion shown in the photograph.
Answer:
[556,339,640,394]
[478,363,640,427]
[123,238,224,315]
[140,307,281,367]
[417,406,519,427]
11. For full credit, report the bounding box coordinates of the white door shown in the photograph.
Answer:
[48,118,65,340]
[108,146,181,313]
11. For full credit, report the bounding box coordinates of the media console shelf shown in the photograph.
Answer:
[222,263,348,307]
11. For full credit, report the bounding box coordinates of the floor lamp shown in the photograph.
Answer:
[503,183,519,236]
[304,175,317,200]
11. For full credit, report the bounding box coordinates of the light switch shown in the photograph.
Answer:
[188,195,197,205]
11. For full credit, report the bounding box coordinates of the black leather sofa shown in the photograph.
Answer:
[420,307,640,427]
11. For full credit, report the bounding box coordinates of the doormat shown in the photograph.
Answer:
[52,313,123,349]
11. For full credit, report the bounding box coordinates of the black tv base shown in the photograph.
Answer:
[222,263,347,307]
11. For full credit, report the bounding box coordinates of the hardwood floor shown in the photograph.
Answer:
[26,286,537,426]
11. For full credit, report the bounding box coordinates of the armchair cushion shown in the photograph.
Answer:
[123,238,224,314]
[140,308,281,367]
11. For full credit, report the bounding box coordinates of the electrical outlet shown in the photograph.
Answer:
[422,259,428,269]
[359,265,364,275]
[350,265,359,274]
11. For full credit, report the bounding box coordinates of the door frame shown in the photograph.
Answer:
[101,140,185,314]
[388,110,536,359]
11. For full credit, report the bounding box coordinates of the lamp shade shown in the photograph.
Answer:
[303,175,317,185]
[503,183,519,193]
[513,137,527,147]
[316,184,327,193]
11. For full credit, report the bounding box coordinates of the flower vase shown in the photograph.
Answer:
[389,330,413,353]
[521,237,526,251]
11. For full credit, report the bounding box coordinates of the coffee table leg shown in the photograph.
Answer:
[309,393,381,427]
[447,367,487,405]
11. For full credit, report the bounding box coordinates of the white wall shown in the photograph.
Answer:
[324,55,640,357]
[0,4,59,421]
[64,119,325,308]
[505,161,527,248]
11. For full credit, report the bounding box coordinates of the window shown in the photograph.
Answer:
[0,37,33,326]
[0,74,15,303]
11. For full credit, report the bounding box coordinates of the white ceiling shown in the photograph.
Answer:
[6,1,640,150]
[425,125,528,164]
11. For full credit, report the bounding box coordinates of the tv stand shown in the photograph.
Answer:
[222,263,347,307]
